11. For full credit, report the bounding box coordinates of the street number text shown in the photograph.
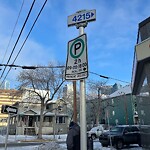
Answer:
[72,12,94,23]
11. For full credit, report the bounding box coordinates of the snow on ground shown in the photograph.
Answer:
[0,134,143,150]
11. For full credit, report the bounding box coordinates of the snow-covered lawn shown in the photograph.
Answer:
[0,134,143,150]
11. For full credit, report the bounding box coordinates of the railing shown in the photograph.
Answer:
[24,127,35,135]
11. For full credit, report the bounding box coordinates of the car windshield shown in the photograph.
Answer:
[110,127,124,133]
[91,127,98,131]
[91,126,102,131]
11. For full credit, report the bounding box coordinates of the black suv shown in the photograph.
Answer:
[99,125,141,149]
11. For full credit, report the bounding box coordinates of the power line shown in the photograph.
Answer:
[0,0,36,79]
[13,0,48,64]
[89,71,130,84]
[0,63,130,84]
[0,0,48,86]
[1,0,25,64]
[0,64,65,69]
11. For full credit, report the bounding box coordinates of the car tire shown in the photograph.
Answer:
[138,137,142,147]
[116,140,123,149]
[91,134,96,140]
[138,141,142,147]
[102,143,108,147]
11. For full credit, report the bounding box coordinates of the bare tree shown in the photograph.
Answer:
[87,79,108,125]
[17,63,65,139]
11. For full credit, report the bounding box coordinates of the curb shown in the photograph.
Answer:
[0,141,66,148]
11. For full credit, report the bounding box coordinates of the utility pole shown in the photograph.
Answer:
[97,87,101,125]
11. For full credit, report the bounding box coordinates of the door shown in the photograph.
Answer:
[29,116,33,127]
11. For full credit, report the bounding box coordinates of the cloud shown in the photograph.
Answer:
[14,38,56,65]
[1,0,150,88]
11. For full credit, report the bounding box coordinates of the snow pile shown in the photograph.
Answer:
[34,141,64,150]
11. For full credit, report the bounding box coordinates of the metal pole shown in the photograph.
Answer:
[107,109,112,149]
[53,109,56,139]
[5,115,10,150]
[79,25,87,150]
[97,87,101,125]
[73,81,77,123]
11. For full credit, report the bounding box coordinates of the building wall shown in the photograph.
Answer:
[136,95,150,125]
[131,17,150,148]
[0,89,22,126]
[63,83,73,98]
[104,94,134,126]
[21,87,50,103]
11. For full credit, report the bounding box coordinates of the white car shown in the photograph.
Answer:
[87,126,104,140]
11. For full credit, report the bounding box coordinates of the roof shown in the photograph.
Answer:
[47,98,67,105]
[0,89,21,95]
[107,85,131,98]
[18,109,68,117]
[139,16,150,28]
[20,109,37,115]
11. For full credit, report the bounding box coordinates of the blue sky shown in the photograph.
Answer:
[0,0,150,88]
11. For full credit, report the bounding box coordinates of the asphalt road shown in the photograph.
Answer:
[0,140,143,150]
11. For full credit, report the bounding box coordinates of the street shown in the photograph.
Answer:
[0,134,143,150]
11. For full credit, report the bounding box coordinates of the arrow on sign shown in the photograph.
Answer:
[1,105,18,114]
[91,12,94,17]
[6,107,17,113]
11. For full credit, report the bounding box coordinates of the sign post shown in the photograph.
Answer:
[5,115,10,150]
[1,105,18,150]
[67,9,96,150]
[78,24,87,150]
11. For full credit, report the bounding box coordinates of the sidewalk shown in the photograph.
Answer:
[0,134,143,150]
[0,134,103,150]
[0,135,67,150]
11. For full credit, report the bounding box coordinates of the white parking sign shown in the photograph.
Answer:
[65,34,88,80]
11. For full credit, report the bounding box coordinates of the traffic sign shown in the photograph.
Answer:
[68,9,96,27]
[65,34,88,80]
[1,105,18,114]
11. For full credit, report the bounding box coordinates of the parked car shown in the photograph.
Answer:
[87,125,104,140]
[99,125,141,149]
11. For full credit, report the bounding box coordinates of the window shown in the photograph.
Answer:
[124,127,131,133]
[112,111,115,116]
[56,116,65,123]
[44,116,52,122]
[112,99,114,104]
[46,104,53,110]
[131,126,139,132]
[141,110,145,115]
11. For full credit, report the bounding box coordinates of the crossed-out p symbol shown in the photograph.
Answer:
[70,38,84,59]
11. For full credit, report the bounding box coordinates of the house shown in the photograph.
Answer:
[103,85,135,126]
[9,98,68,135]
[86,83,123,127]
[0,88,68,135]
[86,85,136,127]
